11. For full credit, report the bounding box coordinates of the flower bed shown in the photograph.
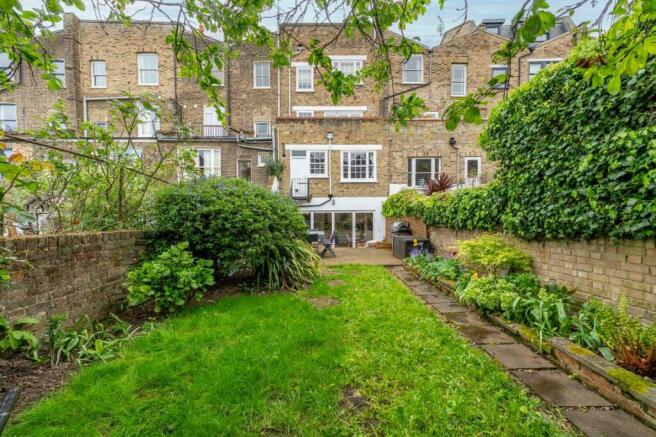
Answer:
[405,236,656,428]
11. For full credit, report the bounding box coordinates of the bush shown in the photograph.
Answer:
[590,296,656,376]
[126,242,215,313]
[0,315,39,359]
[421,184,504,231]
[458,276,516,312]
[457,235,532,275]
[381,189,426,218]
[482,57,656,240]
[259,239,321,290]
[150,178,309,287]
[406,253,463,282]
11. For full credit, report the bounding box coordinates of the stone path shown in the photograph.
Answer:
[388,266,656,437]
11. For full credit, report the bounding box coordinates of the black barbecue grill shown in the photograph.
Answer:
[391,221,411,235]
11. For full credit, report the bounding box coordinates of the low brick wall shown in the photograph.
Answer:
[0,231,145,328]
[385,216,429,241]
[428,227,656,322]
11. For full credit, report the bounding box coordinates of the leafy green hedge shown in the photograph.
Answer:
[383,57,656,240]
[482,57,656,240]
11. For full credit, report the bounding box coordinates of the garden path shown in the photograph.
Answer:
[389,265,656,437]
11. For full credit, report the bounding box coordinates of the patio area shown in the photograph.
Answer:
[320,247,403,266]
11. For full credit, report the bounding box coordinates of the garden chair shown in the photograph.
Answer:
[320,230,337,258]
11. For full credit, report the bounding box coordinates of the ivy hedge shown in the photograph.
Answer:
[384,56,656,240]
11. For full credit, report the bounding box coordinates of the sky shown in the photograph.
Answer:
[24,0,607,47]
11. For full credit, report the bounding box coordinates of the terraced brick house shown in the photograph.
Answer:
[1,14,575,244]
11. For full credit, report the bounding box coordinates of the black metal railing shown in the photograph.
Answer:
[291,178,310,200]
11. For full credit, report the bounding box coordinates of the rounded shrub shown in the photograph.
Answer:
[150,178,312,288]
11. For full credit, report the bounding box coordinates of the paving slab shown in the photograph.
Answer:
[442,310,487,326]
[422,293,456,304]
[482,343,556,369]
[458,324,517,345]
[564,409,656,437]
[431,301,469,314]
[512,370,613,407]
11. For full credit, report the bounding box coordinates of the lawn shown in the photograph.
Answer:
[8,266,571,435]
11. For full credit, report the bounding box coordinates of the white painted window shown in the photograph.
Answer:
[464,157,482,187]
[408,157,441,188]
[451,64,467,96]
[195,148,221,177]
[420,111,440,119]
[296,65,313,91]
[296,110,314,118]
[203,106,223,136]
[137,53,158,85]
[257,153,268,167]
[137,105,159,137]
[91,61,106,88]
[253,62,270,88]
[54,60,66,87]
[402,54,423,84]
[238,159,252,181]
[332,59,363,75]
[0,53,16,82]
[341,151,376,182]
[211,66,224,86]
[309,151,327,177]
[324,110,363,118]
[535,33,548,42]
[254,121,271,138]
[528,60,560,80]
[0,103,17,131]
[491,66,508,89]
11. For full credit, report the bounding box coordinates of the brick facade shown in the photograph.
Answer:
[428,227,656,322]
[0,231,145,330]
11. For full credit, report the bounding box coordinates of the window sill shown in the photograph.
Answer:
[138,83,159,86]
[253,86,271,90]
[90,86,107,89]
[295,89,314,93]
[340,179,378,183]
[402,81,425,85]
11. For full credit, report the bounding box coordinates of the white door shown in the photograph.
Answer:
[290,150,309,197]
[203,106,222,136]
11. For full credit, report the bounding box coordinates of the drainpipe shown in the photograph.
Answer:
[326,131,333,197]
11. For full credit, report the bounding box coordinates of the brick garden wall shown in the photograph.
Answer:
[428,227,656,322]
[385,216,429,240]
[0,231,145,329]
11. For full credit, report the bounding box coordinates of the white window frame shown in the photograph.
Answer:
[408,157,441,188]
[90,60,107,88]
[54,60,66,88]
[308,150,328,178]
[0,103,17,132]
[211,66,224,86]
[330,56,364,84]
[528,59,562,80]
[254,121,271,138]
[296,110,314,118]
[237,159,252,181]
[203,105,223,137]
[420,111,440,119]
[253,61,271,89]
[451,64,467,97]
[465,157,482,179]
[137,104,160,138]
[341,150,376,182]
[0,53,16,82]
[402,54,424,84]
[295,64,314,92]
[195,148,221,177]
[137,53,159,86]
[257,153,268,167]
[491,65,509,89]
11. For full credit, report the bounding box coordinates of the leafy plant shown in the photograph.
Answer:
[381,188,426,218]
[569,300,615,361]
[592,296,656,376]
[150,178,309,288]
[126,242,215,313]
[264,157,285,179]
[47,314,142,366]
[258,240,321,290]
[457,276,517,313]
[0,315,39,359]
[406,254,463,282]
[457,235,531,275]
[423,173,455,195]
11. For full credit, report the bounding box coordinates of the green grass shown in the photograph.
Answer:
[8,265,571,436]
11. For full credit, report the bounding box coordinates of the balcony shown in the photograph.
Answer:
[200,125,226,137]
[290,178,310,201]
